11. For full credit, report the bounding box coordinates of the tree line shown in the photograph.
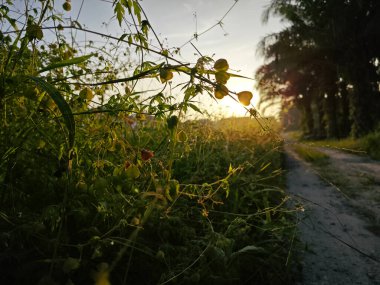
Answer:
[256,0,380,138]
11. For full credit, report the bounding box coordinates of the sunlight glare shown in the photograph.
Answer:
[221,77,260,117]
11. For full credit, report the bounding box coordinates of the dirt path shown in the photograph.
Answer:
[316,147,380,225]
[285,143,380,285]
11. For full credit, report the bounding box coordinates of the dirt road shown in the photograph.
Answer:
[285,143,380,285]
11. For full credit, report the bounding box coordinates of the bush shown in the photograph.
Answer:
[363,130,380,160]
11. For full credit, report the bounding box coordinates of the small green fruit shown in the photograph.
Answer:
[79,87,94,101]
[125,164,140,179]
[160,69,173,83]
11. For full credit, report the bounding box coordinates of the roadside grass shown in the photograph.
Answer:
[362,131,380,160]
[307,138,366,155]
[292,144,329,166]
[292,143,360,198]
[299,131,380,160]
[286,131,303,141]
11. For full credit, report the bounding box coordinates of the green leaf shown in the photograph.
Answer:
[230,245,266,260]
[63,257,80,273]
[38,54,93,74]
[24,76,75,149]
[228,72,254,80]
[228,163,233,174]
[132,1,142,24]
[161,49,169,57]
[118,33,129,43]
[1,146,19,168]
[141,20,149,35]
[188,103,203,114]
[125,164,140,179]
[167,115,179,130]
[114,2,125,26]
[71,20,82,29]
[236,245,265,254]
[259,162,271,172]
[166,179,179,202]
[184,86,196,102]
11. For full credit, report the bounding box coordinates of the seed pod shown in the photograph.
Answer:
[125,164,140,179]
[79,87,94,100]
[237,91,253,106]
[214,84,229,99]
[215,71,230,84]
[63,1,71,11]
[214,59,229,71]
[160,69,173,83]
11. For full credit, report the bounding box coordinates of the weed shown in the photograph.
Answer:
[292,144,329,166]
[0,1,298,284]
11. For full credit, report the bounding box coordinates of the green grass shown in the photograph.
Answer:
[293,144,329,165]
[286,131,303,141]
[307,138,366,154]
[362,131,380,160]
[301,131,380,160]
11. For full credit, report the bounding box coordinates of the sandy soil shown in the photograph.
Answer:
[285,143,380,285]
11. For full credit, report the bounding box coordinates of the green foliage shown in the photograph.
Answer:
[293,144,329,165]
[303,137,366,154]
[38,54,94,74]
[300,131,380,160]
[24,75,76,149]
[0,1,298,285]
[360,131,380,160]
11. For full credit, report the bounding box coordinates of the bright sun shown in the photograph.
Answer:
[221,77,260,117]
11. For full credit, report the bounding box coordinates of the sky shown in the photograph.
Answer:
[16,0,286,117]
[61,0,286,117]
[139,0,286,116]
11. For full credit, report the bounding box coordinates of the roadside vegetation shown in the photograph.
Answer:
[292,144,329,166]
[290,130,380,161]
[0,1,299,284]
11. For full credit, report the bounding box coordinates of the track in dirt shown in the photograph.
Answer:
[285,143,380,285]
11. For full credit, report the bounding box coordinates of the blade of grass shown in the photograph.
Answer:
[24,75,75,149]
[37,54,93,74]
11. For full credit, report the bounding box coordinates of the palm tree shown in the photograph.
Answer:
[259,0,380,138]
